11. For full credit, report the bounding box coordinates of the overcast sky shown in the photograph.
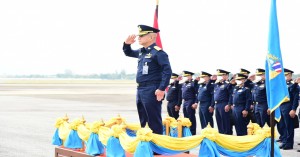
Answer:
[0,0,299,75]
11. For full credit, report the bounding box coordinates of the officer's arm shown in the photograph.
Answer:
[227,83,235,104]
[177,84,183,106]
[157,51,172,91]
[194,80,199,103]
[292,84,299,111]
[245,88,252,111]
[228,91,233,106]
[210,86,215,108]
[122,43,139,58]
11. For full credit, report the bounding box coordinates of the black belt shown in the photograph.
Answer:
[215,100,228,104]
[233,103,245,106]
[255,101,267,105]
[137,81,161,87]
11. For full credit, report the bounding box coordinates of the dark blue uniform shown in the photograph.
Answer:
[197,80,214,129]
[252,80,269,127]
[244,79,256,123]
[229,86,251,136]
[123,43,172,134]
[166,80,182,119]
[182,80,198,135]
[213,81,234,135]
[277,80,299,149]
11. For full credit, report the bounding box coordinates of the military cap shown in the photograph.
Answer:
[200,71,212,77]
[216,69,230,76]
[240,68,250,75]
[171,73,179,79]
[235,73,247,80]
[137,25,160,36]
[256,68,265,75]
[182,71,194,77]
[284,68,294,75]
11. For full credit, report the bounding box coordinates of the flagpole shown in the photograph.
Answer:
[270,111,275,157]
[156,0,159,5]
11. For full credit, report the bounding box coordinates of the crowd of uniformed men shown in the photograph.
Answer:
[123,24,300,152]
[166,68,300,150]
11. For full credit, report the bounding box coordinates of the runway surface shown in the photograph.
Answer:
[0,82,299,156]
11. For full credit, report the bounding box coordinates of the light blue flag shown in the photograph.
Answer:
[265,0,290,121]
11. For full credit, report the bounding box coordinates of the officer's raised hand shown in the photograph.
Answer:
[155,89,165,101]
[125,34,136,44]
[211,75,217,80]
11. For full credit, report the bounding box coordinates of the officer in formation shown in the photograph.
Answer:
[213,69,235,135]
[181,71,199,135]
[166,73,182,119]
[197,71,215,129]
[277,68,299,150]
[123,25,172,135]
[229,73,251,136]
[240,68,256,123]
[252,68,270,127]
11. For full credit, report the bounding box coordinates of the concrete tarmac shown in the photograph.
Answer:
[0,83,299,157]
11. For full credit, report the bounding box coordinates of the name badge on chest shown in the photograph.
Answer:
[142,62,149,74]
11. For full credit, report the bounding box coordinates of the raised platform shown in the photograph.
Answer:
[55,147,197,157]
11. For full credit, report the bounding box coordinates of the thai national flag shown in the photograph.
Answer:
[272,61,282,73]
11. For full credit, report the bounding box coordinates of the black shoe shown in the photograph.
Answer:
[153,152,161,155]
[283,146,293,150]
[276,139,282,143]
[297,150,300,152]
[279,144,285,149]
[298,143,300,145]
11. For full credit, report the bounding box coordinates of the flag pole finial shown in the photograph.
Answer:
[156,0,159,5]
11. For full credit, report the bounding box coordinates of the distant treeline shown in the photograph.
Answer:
[1,70,136,80]
[2,70,300,80]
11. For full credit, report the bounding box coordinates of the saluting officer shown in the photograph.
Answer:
[213,69,235,135]
[181,71,199,135]
[197,71,215,129]
[252,68,270,127]
[240,68,256,123]
[166,73,182,119]
[277,68,299,150]
[123,25,172,134]
[229,73,252,136]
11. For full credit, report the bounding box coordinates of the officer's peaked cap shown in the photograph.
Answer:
[216,69,230,76]
[182,71,194,77]
[284,68,294,74]
[200,71,212,77]
[137,25,160,36]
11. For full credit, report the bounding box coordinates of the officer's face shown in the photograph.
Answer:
[222,74,228,80]
[285,73,292,81]
[138,34,152,46]
[203,76,210,82]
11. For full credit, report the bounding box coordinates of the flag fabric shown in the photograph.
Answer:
[265,0,290,121]
[153,0,163,48]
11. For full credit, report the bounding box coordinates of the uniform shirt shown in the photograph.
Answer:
[229,86,251,111]
[197,79,215,106]
[166,80,182,106]
[282,80,299,111]
[123,43,172,91]
[181,80,198,103]
[252,80,267,103]
[213,81,234,106]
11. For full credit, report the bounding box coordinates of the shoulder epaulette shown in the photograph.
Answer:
[154,46,162,51]
[225,81,229,83]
